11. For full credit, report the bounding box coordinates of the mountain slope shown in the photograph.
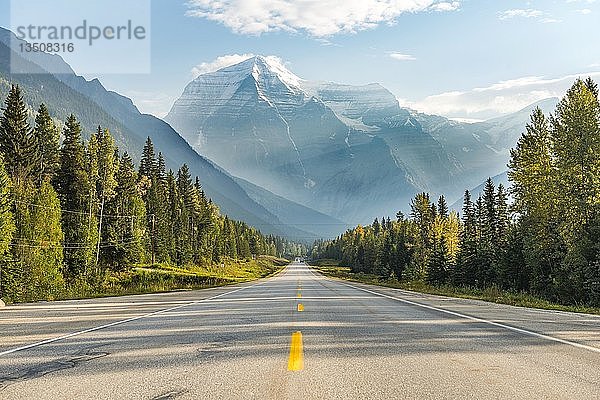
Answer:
[234,177,350,239]
[166,56,514,224]
[0,28,321,239]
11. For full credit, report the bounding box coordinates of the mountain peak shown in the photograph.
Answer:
[194,55,304,91]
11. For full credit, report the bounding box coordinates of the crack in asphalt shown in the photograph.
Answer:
[0,347,109,391]
[150,389,189,400]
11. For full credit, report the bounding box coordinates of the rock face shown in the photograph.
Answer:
[167,55,535,224]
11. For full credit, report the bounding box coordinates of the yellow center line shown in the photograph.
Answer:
[287,331,304,371]
[297,303,304,312]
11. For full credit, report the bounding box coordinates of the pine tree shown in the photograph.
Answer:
[175,165,195,265]
[165,170,181,264]
[495,184,510,287]
[479,178,497,285]
[139,137,157,179]
[55,114,94,277]
[410,192,433,279]
[427,235,449,285]
[454,190,477,286]
[157,152,166,181]
[103,152,146,269]
[437,195,448,219]
[0,85,39,181]
[34,104,60,185]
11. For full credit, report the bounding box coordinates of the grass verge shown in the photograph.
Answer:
[312,263,600,315]
[4,256,288,304]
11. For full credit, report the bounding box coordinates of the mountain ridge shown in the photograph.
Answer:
[167,55,541,224]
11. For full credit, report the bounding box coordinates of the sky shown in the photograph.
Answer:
[1,0,600,120]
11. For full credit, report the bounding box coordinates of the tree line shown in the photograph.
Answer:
[311,78,600,307]
[0,85,301,303]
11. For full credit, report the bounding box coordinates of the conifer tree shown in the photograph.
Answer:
[56,114,94,277]
[437,195,448,219]
[410,192,433,279]
[103,153,146,269]
[157,152,166,181]
[139,137,157,179]
[427,235,449,285]
[0,85,39,181]
[479,178,497,285]
[34,103,60,185]
[454,190,477,285]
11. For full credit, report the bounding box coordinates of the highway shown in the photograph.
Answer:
[1,262,599,399]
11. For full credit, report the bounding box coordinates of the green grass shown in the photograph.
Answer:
[6,256,288,304]
[313,263,600,315]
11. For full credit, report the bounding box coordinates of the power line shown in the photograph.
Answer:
[12,200,145,219]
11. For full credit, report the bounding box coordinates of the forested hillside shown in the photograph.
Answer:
[311,78,600,307]
[0,85,302,303]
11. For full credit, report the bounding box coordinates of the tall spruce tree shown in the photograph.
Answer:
[0,85,39,181]
[103,152,146,269]
[157,152,166,181]
[454,190,477,286]
[410,192,433,279]
[437,195,449,219]
[33,104,60,185]
[139,137,158,179]
[479,178,497,285]
[427,235,449,285]
[56,114,94,277]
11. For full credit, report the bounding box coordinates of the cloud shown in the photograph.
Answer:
[405,72,600,119]
[497,8,561,23]
[191,53,255,78]
[429,1,460,12]
[498,8,544,20]
[389,52,416,61]
[185,0,461,37]
[576,8,592,14]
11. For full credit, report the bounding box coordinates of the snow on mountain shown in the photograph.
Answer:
[166,55,553,224]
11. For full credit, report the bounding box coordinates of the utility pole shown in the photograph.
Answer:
[151,214,156,265]
[95,196,105,265]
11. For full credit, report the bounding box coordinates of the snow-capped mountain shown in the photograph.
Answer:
[166,55,542,225]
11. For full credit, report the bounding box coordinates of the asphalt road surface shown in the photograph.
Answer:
[1,262,599,399]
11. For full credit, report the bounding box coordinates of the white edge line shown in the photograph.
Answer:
[0,278,269,357]
[325,274,600,354]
